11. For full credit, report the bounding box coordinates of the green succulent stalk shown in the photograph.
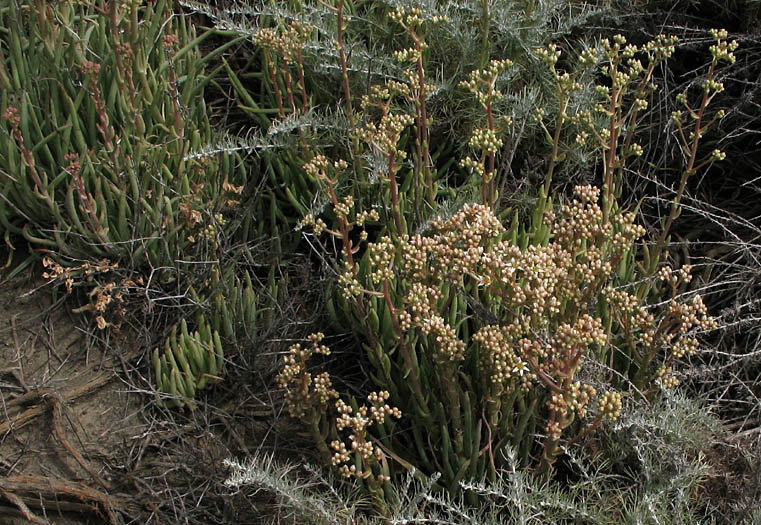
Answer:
[1,0,244,273]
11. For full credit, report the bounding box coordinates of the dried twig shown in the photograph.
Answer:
[0,487,47,524]
[0,372,112,435]
[0,475,122,523]
[52,398,111,491]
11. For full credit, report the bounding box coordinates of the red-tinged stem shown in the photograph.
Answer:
[296,49,309,109]
[387,149,403,234]
[486,103,496,207]
[526,355,562,394]
[264,49,285,117]
[568,413,603,446]
[416,45,433,203]
[280,54,297,115]
[603,64,621,225]
[655,59,717,261]
[326,180,355,271]
[337,0,353,124]
[383,280,427,413]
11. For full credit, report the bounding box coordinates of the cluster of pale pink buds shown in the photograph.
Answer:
[597,391,623,420]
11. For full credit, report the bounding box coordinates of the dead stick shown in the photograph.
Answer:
[6,388,56,410]
[0,487,47,524]
[10,314,30,393]
[0,372,112,435]
[1,498,101,515]
[52,399,111,491]
[0,475,121,523]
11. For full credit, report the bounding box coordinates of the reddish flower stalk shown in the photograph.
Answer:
[264,48,285,117]
[4,106,48,201]
[83,61,120,172]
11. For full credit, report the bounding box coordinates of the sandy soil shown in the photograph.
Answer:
[0,265,145,524]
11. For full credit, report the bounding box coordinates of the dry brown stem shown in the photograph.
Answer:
[0,474,123,523]
[0,371,112,434]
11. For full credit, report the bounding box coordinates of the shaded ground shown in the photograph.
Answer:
[0,264,144,524]
[0,255,306,524]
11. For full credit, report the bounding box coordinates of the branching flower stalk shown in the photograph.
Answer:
[534,43,581,196]
[3,106,49,204]
[302,155,360,274]
[114,41,138,126]
[302,154,430,412]
[460,59,512,207]
[361,84,415,235]
[595,34,677,225]
[316,0,354,123]
[277,333,402,513]
[255,29,286,117]
[631,265,718,389]
[66,154,107,244]
[82,60,120,173]
[651,29,738,273]
[277,333,339,461]
[391,7,447,207]
[162,33,186,138]
[289,21,311,110]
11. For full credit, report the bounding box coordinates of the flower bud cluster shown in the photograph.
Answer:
[365,112,415,155]
[642,34,678,61]
[709,29,739,64]
[656,365,679,388]
[603,286,640,313]
[473,327,536,390]
[414,204,504,281]
[338,261,362,299]
[254,21,312,60]
[301,213,328,236]
[568,381,597,418]
[390,6,447,28]
[671,336,699,359]
[277,332,338,420]
[162,33,180,51]
[368,390,402,424]
[368,237,395,284]
[303,154,329,179]
[666,292,712,330]
[459,59,513,107]
[355,209,380,226]
[394,46,424,63]
[556,71,582,92]
[704,78,724,94]
[556,186,644,255]
[597,391,623,420]
[330,392,400,480]
[469,128,503,154]
[459,157,485,177]
[537,43,561,67]
[334,195,354,218]
[550,315,605,363]
[390,6,424,26]
[546,380,597,423]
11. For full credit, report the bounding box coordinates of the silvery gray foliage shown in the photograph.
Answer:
[223,455,357,524]
[606,390,720,524]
